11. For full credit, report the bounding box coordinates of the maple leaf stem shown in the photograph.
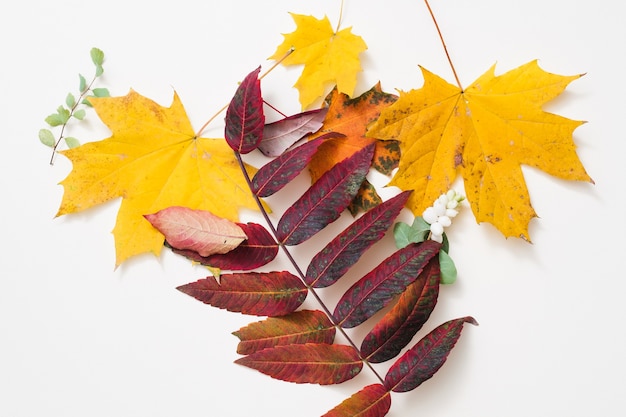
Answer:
[233,150,386,386]
[196,48,295,138]
[335,0,344,33]
[424,0,464,91]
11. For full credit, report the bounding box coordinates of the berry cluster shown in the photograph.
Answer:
[422,190,465,243]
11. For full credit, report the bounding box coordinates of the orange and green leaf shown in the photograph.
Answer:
[367,60,592,240]
[308,84,399,214]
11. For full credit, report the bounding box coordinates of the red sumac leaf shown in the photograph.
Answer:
[232,310,335,355]
[235,343,362,385]
[321,384,391,417]
[384,316,478,393]
[276,142,375,246]
[169,222,278,271]
[176,271,307,316]
[259,107,329,157]
[362,256,441,363]
[252,133,342,198]
[333,240,441,329]
[144,206,247,257]
[305,191,411,288]
[225,66,264,154]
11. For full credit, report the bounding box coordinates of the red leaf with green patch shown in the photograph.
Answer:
[276,143,374,246]
[224,66,264,154]
[321,384,391,417]
[305,191,411,288]
[251,133,341,198]
[169,222,278,271]
[235,343,363,385]
[333,240,441,328]
[259,107,328,157]
[176,271,307,316]
[361,256,441,363]
[384,316,478,392]
[233,310,335,355]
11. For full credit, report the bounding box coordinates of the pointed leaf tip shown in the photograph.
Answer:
[144,206,247,257]
[384,316,478,393]
[225,66,264,154]
[322,384,391,417]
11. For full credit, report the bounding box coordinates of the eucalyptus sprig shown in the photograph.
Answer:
[39,47,110,165]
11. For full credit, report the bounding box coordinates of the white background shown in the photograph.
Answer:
[1,1,624,416]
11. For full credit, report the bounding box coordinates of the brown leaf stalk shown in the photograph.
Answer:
[424,0,463,90]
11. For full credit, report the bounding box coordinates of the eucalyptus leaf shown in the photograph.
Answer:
[92,87,109,97]
[45,113,65,127]
[65,92,76,108]
[73,109,86,120]
[78,73,87,93]
[95,65,104,77]
[38,129,56,147]
[64,136,80,148]
[90,47,104,66]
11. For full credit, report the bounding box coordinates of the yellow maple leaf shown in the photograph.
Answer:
[367,60,593,240]
[270,13,367,110]
[56,90,259,266]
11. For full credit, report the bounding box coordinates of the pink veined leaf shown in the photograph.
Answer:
[321,384,391,417]
[168,222,278,271]
[305,191,412,288]
[383,316,478,393]
[235,343,363,385]
[232,310,335,355]
[176,271,307,316]
[224,66,264,154]
[361,256,441,363]
[276,142,375,246]
[144,206,247,257]
[258,107,329,157]
[251,133,343,198]
[333,240,441,329]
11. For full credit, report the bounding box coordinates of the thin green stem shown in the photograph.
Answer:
[424,0,463,90]
[233,151,385,385]
[49,75,98,165]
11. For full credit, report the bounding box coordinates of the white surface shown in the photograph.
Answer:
[1,1,623,416]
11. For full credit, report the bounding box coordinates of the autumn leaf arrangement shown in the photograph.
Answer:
[41,2,592,416]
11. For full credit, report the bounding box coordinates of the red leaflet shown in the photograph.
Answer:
[361,256,441,363]
[235,343,362,385]
[144,206,247,257]
[176,271,307,316]
[169,222,278,271]
[232,310,335,355]
[321,384,391,417]
[305,191,411,288]
[333,240,441,329]
[383,316,478,393]
[224,66,264,154]
[251,133,343,198]
[276,143,375,246]
[258,107,328,157]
